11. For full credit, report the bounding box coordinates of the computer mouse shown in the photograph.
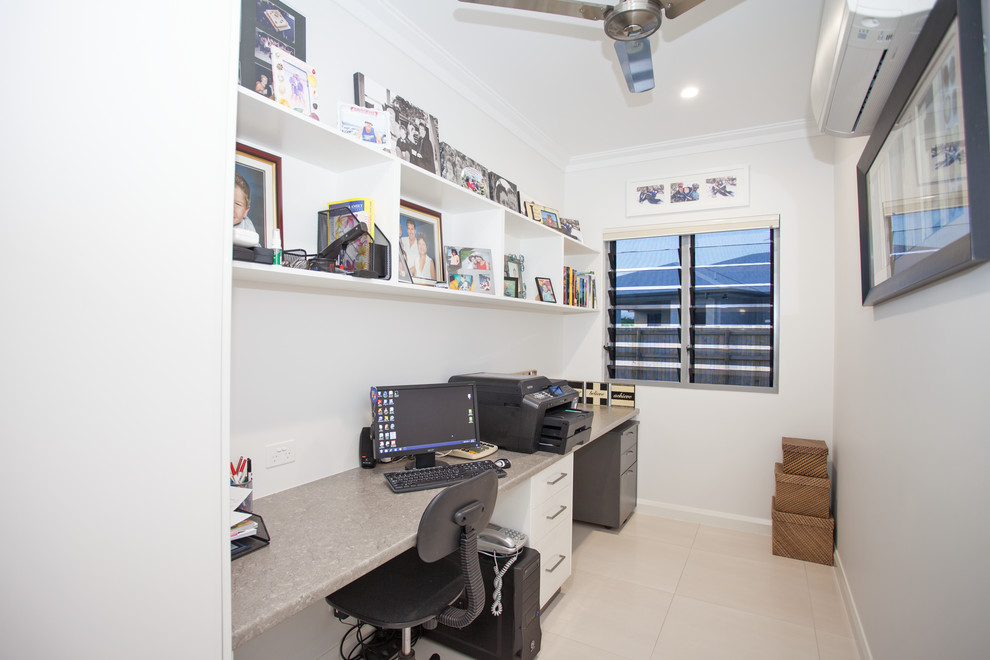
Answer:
[494,458,511,470]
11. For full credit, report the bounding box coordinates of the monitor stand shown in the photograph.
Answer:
[406,453,449,470]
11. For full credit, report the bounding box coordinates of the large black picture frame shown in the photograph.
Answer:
[239,0,306,100]
[857,0,990,306]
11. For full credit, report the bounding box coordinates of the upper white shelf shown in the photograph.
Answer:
[232,262,597,314]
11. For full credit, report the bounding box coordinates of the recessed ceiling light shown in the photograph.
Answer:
[681,86,699,99]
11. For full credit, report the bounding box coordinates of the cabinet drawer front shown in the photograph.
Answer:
[531,485,572,541]
[619,442,638,473]
[535,518,572,607]
[619,421,639,453]
[532,454,573,504]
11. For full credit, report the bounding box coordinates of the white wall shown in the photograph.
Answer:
[831,138,990,657]
[565,136,838,526]
[0,2,236,659]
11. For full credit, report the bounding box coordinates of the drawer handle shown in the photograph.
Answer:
[545,554,567,573]
[624,450,635,456]
[546,505,568,520]
[547,472,568,486]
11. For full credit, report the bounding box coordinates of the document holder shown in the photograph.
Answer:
[231,511,270,561]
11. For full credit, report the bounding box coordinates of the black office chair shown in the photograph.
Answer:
[326,470,498,660]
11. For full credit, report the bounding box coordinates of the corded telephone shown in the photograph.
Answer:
[478,523,527,555]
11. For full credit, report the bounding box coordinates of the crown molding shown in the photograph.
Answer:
[566,119,821,172]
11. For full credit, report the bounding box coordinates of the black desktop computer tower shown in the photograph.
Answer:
[426,547,541,660]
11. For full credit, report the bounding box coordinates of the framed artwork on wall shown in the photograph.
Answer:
[234,143,282,250]
[857,0,989,305]
[399,201,444,286]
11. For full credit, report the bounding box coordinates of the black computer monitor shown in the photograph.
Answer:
[370,381,480,469]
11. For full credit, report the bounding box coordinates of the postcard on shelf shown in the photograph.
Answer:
[337,102,390,152]
[270,47,319,119]
[559,217,583,242]
[610,384,636,408]
[440,143,489,198]
[239,0,306,102]
[489,171,521,213]
[445,246,494,295]
[392,95,441,175]
[584,381,610,406]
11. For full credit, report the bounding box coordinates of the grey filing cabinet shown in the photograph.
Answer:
[573,419,638,528]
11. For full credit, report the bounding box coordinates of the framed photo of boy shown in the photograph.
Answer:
[535,277,556,303]
[399,200,443,286]
[234,143,282,249]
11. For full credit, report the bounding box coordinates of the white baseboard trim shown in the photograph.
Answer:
[636,499,772,536]
[833,549,873,660]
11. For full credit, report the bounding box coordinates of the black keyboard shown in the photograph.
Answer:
[384,460,498,493]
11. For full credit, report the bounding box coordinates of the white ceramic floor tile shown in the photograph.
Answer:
[652,595,820,660]
[571,527,691,593]
[806,562,855,638]
[691,524,780,563]
[677,548,815,627]
[542,569,673,660]
[817,629,862,660]
[606,513,700,548]
[537,631,631,660]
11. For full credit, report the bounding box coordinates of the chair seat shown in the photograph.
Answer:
[327,548,463,629]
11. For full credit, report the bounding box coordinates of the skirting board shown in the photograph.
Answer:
[636,498,771,536]
[834,550,874,660]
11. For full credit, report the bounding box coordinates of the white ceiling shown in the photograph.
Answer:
[365,0,828,167]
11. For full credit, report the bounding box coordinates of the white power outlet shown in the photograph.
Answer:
[266,440,296,468]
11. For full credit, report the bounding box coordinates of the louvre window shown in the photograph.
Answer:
[606,220,778,390]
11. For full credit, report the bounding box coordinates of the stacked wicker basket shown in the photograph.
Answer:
[771,437,834,565]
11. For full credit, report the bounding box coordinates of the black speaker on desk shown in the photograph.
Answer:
[359,426,376,468]
[425,547,541,660]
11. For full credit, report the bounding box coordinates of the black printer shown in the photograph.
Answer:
[449,372,593,454]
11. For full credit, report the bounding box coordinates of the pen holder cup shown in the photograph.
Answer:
[234,479,253,513]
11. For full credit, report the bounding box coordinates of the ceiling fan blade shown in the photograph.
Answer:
[457,0,609,22]
[661,0,706,20]
[614,38,654,93]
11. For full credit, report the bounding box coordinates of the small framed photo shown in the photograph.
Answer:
[539,207,560,230]
[446,246,494,294]
[504,277,519,298]
[535,277,556,303]
[270,47,319,119]
[234,143,282,250]
[399,200,444,286]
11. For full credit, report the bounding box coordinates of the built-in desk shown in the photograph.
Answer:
[231,404,638,648]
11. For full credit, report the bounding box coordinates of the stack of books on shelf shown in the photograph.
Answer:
[771,437,834,565]
[563,266,596,308]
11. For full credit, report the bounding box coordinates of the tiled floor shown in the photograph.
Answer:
[415,514,860,660]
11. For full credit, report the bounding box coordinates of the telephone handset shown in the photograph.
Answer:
[478,523,527,555]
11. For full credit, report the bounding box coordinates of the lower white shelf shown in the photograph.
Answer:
[232,261,597,315]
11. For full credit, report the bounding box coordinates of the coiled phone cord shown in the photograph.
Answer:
[489,551,520,616]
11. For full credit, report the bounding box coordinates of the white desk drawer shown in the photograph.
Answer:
[535,516,572,607]
[531,484,571,542]
[532,454,573,505]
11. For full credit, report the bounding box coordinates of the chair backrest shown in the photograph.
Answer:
[416,470,497,563]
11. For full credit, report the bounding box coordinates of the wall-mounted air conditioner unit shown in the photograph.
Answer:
[810,0,935,137]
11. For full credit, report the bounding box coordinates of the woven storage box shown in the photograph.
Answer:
[771,497,834,565]
[781,437,828,478]
[774,462,830,518]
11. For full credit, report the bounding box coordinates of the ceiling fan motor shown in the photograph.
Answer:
[604,0,664,41]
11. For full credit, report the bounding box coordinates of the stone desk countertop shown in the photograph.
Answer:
[231,404,638,648]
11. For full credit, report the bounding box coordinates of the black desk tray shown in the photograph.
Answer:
[231,511,270,561]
